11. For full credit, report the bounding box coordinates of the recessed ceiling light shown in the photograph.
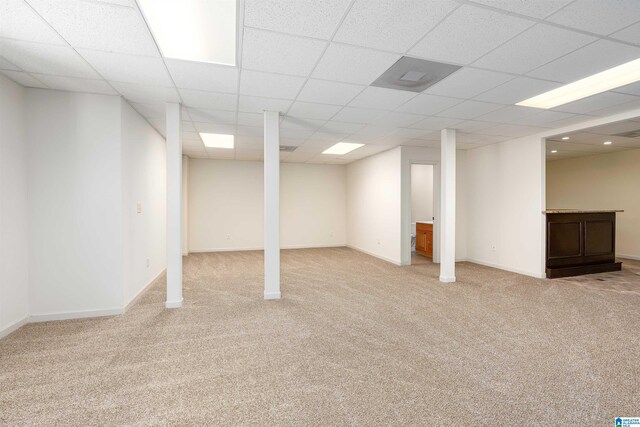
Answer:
[137,0,236,65]
[551,150,558,153]
[322,142,364,155]
[561,136,570,140]
[517,57,640,109]
[603,141,613,145]
[200,133,234,149]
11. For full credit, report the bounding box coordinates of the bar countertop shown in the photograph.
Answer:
[543,209,624,214]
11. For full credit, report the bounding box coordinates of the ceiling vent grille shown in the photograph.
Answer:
[279,145,297,152]
[371,56,461,93]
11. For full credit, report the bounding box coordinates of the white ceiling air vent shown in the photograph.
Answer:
[280,145,297,152]
[371,56,461,92]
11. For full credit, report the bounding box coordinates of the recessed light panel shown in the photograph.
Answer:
[200,133,234,148]
[322,142,364,155]
[137,0,236,65]
[517,57,640,109]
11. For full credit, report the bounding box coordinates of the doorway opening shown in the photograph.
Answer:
[410,164,435,265]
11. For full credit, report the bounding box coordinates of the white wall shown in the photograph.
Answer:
[411,164,434,224]
[182,155,189,255]
[465,135,546,278]
[0,74,29,336]
[346,147,403,264]
[121,100,166,306]
[188,159,347,251]
[547,149,640,259]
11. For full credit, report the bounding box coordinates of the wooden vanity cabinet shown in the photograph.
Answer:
[416,222,433,258]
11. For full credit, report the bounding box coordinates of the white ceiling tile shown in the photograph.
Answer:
[545,0,640,35]
[281,151,316,162]
[195,122,236,134]
[287,101,342,120]
[481,123,547,137]
[611,22,640,45]
[583,97,640,117]
[425,67,514,99]
[318,120,365,134]
[348,86,418,110]
[78,49,171,85]
[0,56,20,71]
[280,128,314,139]
[0,70,47,87]
[436,100,503,119]
[27,0,159,55]
[0,39,99,78]
[333,0,459,52]
[373,112,424,127]
[238,95,292,113]
[526,40,640,83]
[296,79,365,105]
[0,0,66,44]
[188,108,236,124]
[236,125,264,137]
[312,43,400,85]
[451,120,498,132]
[409,4,534,64]
[511,110,577,127]
[244,0,352,39]
[473,24,596,74]
[180,89,237,111]
[165,59,238,93]
[475,105,538,123]
[474,77,561,104]
[309,131,348,142]
[111,81,179,103]
[206,147,235,159]
[553,92,639,114]
[408,116,462,130]
[240,70,306,99]
[181,121,196,132]
[332,107,383,124]
[237,112,263,127]
[395,94,461,115]
[468,0,573,18]
[236,135,263,147]
[32,74,117,94]
[281,117,325,131]
[131,102,164,120]
[235,149,263,161]
[241,28,327,76]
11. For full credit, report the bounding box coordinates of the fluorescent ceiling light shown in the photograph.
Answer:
[200,133,234,149]
[517,57,640,109]
[322,142,364,155]
[604,141,613,145]
[137,0,236,65]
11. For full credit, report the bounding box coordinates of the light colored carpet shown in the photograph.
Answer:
[1,248,639,426]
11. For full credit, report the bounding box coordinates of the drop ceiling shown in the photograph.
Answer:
[3,0,640,164]
[546,116,640,161]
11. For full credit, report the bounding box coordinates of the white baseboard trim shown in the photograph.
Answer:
[29,308,124,323]
[439,276,456,283]
[0,316,30,339]
[618,253,640,261]
[466,258,546,279]
[125,268,166,312]
[346,245,402,266]
[264,291,281,300]
[189,244,347,253]
[165,299,183,309]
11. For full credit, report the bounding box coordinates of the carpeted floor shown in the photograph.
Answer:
[1,248,639,426]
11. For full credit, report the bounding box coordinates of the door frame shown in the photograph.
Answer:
[407,161,440,265]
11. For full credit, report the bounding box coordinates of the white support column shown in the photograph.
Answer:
[263,110,281,300]
[440,128,456,283]
[166,103,183,308]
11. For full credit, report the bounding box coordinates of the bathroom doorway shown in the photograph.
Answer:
[410,164,435,265]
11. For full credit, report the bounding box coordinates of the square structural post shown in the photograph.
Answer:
[264,110,281,300]
[166,102,183,308]
[440,128,456,283]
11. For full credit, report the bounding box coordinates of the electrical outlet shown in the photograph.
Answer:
[491,244,497,252]
[137,203,142,214]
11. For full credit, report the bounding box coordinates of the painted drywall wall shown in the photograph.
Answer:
[188,159,347,251]
[411,164,434,224]
[547,149,640,259]
[465,135,545,278]
[121,100,167,306]
[0,74,29,337]
[346,147,403,265]
[27,90,124,317]
[182,155,189,255]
